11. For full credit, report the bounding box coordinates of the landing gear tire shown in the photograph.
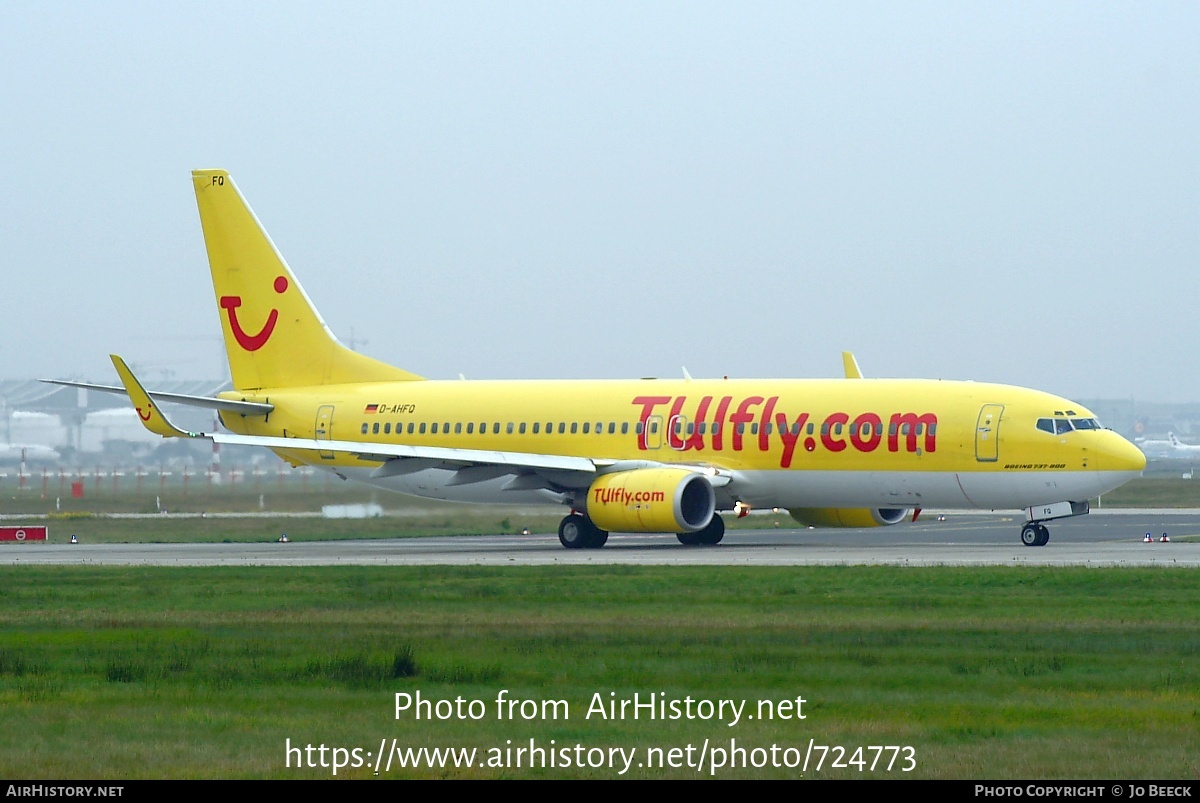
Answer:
[1021,523,1050,547]
[696,514,725,545]
[558,515,608,549]
[559,515,587,549]
[678,515,725,546]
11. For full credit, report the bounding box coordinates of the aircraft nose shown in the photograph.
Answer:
[1096,432,1147,473]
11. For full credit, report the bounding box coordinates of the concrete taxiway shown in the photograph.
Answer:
[1,511,1197,567]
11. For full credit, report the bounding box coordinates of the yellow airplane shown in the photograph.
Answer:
[49,169,1147,549]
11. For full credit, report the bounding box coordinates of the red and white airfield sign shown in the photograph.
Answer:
[0,526,48,542]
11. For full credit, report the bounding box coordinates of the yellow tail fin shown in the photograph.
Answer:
[192,169,423,390]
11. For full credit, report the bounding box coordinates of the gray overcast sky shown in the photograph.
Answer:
[3,3,1197,401]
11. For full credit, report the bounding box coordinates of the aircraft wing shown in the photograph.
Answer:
[103,355,732,488]
[214,431,598,473]
[212,433,736,490]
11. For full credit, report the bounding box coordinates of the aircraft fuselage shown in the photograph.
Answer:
[218,376,1144,512]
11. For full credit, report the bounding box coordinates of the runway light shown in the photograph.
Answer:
[1160,533,1170,543]
[1143,532,1153,543]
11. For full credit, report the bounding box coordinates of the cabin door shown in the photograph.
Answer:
[668,414,689,450]
[644,415,663,450]
[315,405,335,459]
[975,404,1003,462]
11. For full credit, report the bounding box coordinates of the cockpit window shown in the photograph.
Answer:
[1037,416,1104,434]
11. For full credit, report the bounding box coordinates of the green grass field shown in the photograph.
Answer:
[1097,477,1200,508]
[1,565,1197,779]
[2,475,1198,779]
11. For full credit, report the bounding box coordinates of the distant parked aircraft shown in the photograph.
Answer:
[1135,436,1175,456]
[1168,433,1200,455]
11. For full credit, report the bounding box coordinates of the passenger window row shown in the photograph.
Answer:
[360,420,638,436]
[355,418,940,438]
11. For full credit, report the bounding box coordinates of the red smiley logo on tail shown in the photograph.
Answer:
[137,404,153,422]
[220,276,288,352]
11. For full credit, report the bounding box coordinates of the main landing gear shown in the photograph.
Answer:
[677,514,725,546]
[558,513,608,549]
[556,513,728,548]
[1021,522,1050,547]
[1019,501,1088,547]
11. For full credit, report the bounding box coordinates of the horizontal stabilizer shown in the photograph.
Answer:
[109,355,202,439]
[40,379,273,416]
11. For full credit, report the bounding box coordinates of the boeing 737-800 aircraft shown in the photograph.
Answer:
[48,170,1146,548]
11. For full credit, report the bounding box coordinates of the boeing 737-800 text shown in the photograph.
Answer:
[48,170,1146,548]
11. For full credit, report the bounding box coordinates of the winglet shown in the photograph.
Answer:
[842,351,863,379]
[109,355,202,438]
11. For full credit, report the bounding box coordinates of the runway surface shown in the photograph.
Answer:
[2,510,1199,567]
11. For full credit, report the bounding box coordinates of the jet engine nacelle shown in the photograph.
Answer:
[789,507,911,528]
[586,468,715,534]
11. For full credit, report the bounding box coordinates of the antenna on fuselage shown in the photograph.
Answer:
[842,352,863,379]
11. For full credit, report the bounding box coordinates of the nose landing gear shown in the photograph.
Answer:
[1019,501,1088,547]
[1020,522,1050,547]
